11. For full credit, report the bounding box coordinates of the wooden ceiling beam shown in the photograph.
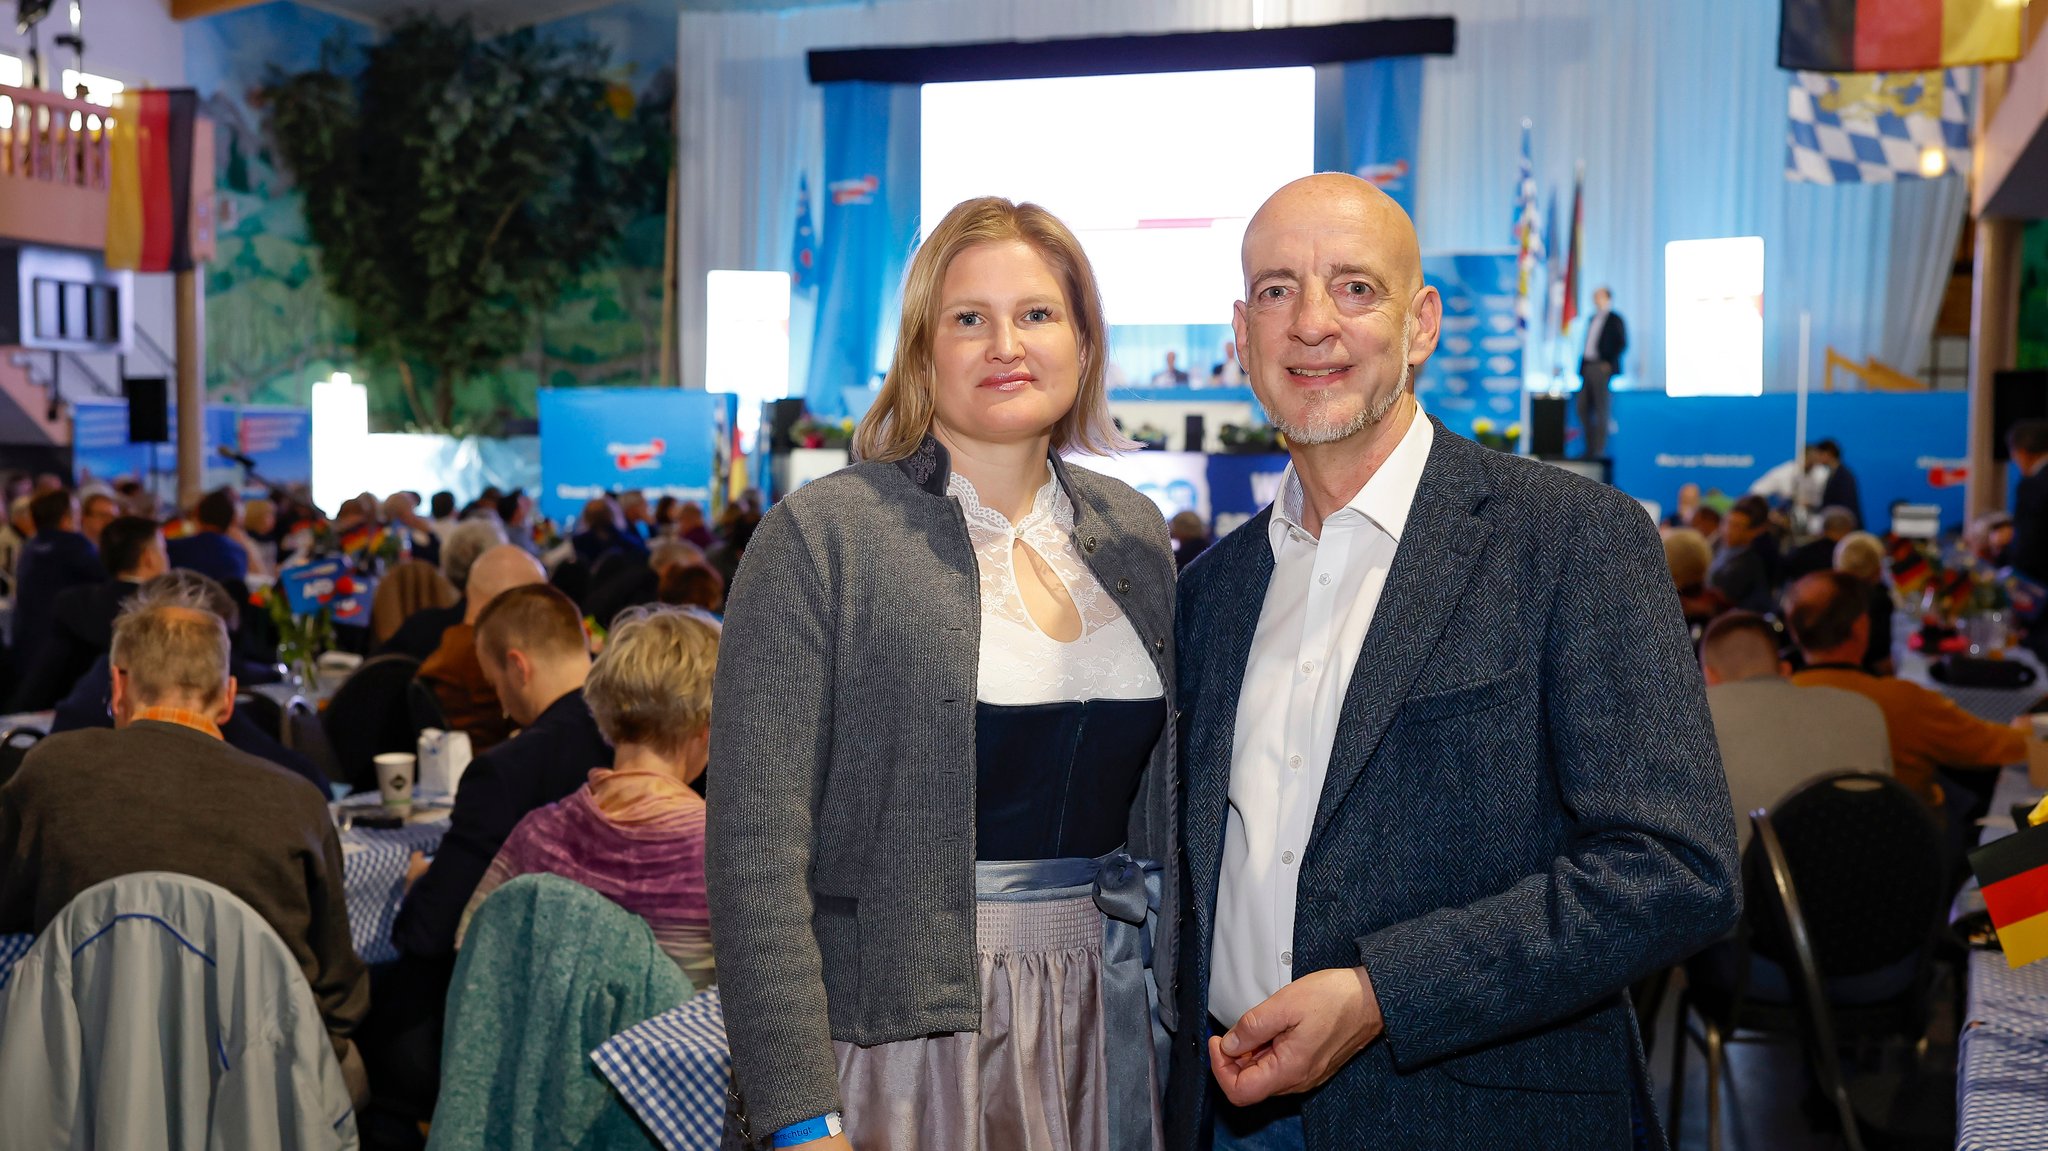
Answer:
[169,0,269,22]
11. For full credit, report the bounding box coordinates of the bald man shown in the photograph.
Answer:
[1171,175,1737,1151]
[414,544,545,752]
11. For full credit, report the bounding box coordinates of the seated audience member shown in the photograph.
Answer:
[416,545,544,752]
[0,575,368,1095]
[496,490,539,555]
[1967,511,2016,567]
[48,572,327,794]
[458,605,717,987]
[571,496,646,569]
[1708,495,1776,614]
[1835,530,1896,677]
[381,518,506,660]
[78,489,119,550]
[1700,611,1891,850]
[670,499,715,549]
[1690,504,1723,541]
[11,515,167,711]
[586,537,705,627]
[166,486,251,586]
[1787,571,2023,809]
[12,488,107,676]
[656,560,724,617]
[1781,505,1857,584]
[1662,483,1703,530]
[1170,511,1213,572]
[619,490,655,542]
[428,491,459,540]
[0,494,30,592]
[706,508,759,591]
[396,584,612,961]
[1664,528,1730,633]
[243,497,281,572]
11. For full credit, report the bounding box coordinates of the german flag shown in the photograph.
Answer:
[1781,0,2024,72]
[1971,818,2048,968]
[105,89,199,273]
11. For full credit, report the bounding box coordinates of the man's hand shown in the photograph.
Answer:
[1210,966,1383,1106]
[404,850,431,890]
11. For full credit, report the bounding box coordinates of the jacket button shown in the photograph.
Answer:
[1154,637,1166,653]
[1116,577,1131,594]
[1084,535,1098,552]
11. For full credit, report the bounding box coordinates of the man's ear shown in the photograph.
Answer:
[1406,285,1444,365]
[214,675,240,727]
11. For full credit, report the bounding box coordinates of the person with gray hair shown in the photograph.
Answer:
[379,517,510,661]
[0,571,372,1103]
[1782,503,1860,584]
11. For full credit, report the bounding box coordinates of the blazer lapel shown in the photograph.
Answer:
[1309,423,1493,850]
[1184,508,1275,938]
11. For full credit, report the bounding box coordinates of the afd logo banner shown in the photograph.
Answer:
[1415,252,1523,444]
[537,387,726,525]
[1609,391,1967,532]
[279,557,374,627]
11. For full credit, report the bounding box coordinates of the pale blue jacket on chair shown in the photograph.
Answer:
[0,871,359,1150]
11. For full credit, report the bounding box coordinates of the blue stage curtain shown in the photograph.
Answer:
[1315,56,1424,219]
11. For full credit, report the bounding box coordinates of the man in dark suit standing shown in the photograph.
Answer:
[1577,286,1627,460]
[1169,175,1738,1151]
[1812,439,1864,532]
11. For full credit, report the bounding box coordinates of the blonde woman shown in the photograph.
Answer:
[707,197,1177,1151]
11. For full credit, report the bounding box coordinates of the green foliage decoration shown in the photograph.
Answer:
[260,15,645,430]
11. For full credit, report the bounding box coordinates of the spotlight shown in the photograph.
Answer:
[1919,148,1947,178]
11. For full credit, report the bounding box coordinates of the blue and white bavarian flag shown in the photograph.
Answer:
[1786,68,1971,184]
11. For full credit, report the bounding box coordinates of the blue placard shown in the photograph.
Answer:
[278,557,374,626]
[1206,452,1291,535]
[537,387,729,526]
[72,401,312,494]
[1416,253,1524,443]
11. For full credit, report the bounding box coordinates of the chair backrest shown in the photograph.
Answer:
[0,871,358,1148]
[1743,771,1946,980]
[407,678,449,734]
[235,691,285,746]
[429,874,688,1151]
[370,561,459,646]
[0,727,41,789]
[322,654,424,794]
[282,696,342,796]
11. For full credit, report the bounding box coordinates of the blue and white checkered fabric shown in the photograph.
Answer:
[1787,68,1971,184]
[591,987,727,1151]
[0,931,33,991]
[1961,953,2048,1150]
[340,820,448,965]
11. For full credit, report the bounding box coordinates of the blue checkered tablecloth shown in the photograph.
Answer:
[0,931,32,990]
[591,987,727,1151]
[1961,956,2048,1151]
[338,816,449,965]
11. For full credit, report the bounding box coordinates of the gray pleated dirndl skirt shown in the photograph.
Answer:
[832,850,1165,1151]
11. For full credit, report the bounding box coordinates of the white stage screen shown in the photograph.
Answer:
[1665,236,1764,398]
[921,69,1315,326]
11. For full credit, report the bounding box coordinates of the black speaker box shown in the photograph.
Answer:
[1530,395,1568,457]
[125,377,169,444]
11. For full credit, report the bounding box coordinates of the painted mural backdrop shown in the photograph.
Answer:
[184,0,676,430]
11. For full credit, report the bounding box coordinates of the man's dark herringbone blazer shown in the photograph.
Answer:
[1167,420,1740,1151]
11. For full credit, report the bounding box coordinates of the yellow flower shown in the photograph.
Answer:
[1471,418,1495,435]
[1505,423,1523,439]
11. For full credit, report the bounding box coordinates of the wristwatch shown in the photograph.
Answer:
[770,1112,844,1147]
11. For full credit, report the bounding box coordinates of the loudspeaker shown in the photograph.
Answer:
[124,377,169,444]
[1184,414,1205,453]
[1993,370,2048,462]
[1530,395,1568,457]
[766,398,807,452]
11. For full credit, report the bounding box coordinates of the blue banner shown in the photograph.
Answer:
[1206,451,1291,535]
[73,401,312,494]
[806,82,920,420]
[1609,391,1968,532]
[1416,252,1524,443]
[1316,57,1423,218]
[536,387,728,526]
[279,556,374,626]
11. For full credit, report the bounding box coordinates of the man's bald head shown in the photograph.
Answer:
[464,545,546,622]
[1242,173,1423,297]
[1782,571,1871,663]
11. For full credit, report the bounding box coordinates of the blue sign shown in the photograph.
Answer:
[1416,252,1523,444]
[537,387,729,526]
[1337,57,1422,217]
[1609,390,1968,532]
[1206,452,1291,535]
[279,557,374,626]
[73,401,312,493]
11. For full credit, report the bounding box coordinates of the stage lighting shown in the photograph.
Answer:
[1919,148,1947,178]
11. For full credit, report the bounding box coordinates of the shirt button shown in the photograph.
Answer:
[1318,573,1331,586]
[1288,755,1302,770]
[1300,659,1315,674]
[1282,850,1296,865]
[1280,951,1293,966]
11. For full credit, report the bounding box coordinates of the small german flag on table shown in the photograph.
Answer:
[1781,0,2025,73]
[1970,796,2048,968]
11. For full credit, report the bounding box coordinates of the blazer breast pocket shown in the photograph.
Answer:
[1398,668,1526,727]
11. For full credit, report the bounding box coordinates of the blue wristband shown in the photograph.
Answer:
[770,1112,842,1147]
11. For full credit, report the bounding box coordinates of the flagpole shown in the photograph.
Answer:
[1796,311,1812,526]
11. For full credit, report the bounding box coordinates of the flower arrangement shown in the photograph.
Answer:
[791,415,855,449]
[1887,535,2042,649]
[1469,419,1523,453]
[1217,423,1283,454]
[1129,423,1170,450]
[252,582,339,687]
[340,523,408,568]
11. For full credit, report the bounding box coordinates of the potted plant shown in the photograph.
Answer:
[1470,419,1523,452]
[1217,423,1283,454]
[790,415,854,450]
[1129,423,1170,451]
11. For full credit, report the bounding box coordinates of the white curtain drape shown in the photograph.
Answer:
[677,0,1968,396]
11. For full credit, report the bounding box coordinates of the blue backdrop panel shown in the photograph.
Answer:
[806,81,920,419]
[1416,252,1523,443]
[537,388,726,525]
[1609,391,1968,531]
[73,401,312,491]
[1313,57,1423,218]
[1206,452,1291,534]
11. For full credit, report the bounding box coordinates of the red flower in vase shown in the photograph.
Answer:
[335,577,357,596]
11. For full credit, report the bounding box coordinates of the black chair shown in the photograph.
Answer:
[407,678,449,734]
[282,695,342,796]
[1668,772,1949,1150]
[322,654,424,795]
[235,690,285,746]
[0,726,42,788]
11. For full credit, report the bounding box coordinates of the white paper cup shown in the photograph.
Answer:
[444,731,473,795]
[374,752,416,814]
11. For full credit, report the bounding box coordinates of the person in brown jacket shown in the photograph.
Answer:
[415,544,544,753]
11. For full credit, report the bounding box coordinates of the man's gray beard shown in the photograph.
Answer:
[1263,362,1411,446]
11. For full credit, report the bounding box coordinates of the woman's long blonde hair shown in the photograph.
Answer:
[853,196,1128,463]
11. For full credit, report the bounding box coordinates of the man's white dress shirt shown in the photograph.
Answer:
[1582,309,1610,362]
[1210,412,1435,1027]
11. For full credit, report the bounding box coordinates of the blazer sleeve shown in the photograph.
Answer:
[703,504,842,1135]
[393,759,514,958]
[1357,493,1741,1069]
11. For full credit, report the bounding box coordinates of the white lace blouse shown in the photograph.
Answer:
[948,472,1165,707]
